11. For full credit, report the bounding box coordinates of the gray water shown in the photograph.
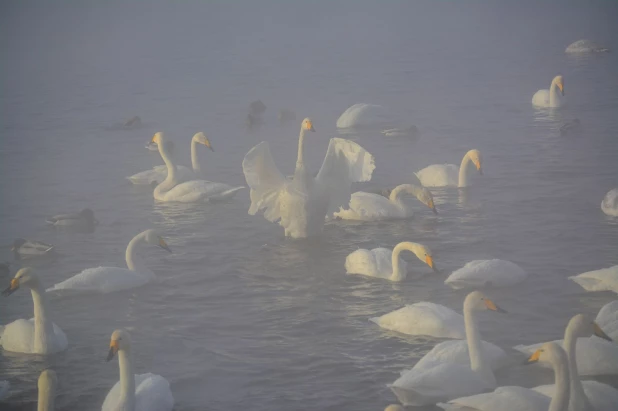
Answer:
[1,1,618,410]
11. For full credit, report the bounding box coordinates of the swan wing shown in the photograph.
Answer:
[371,302,465,339]
[47,267,154,294]
[601,189,618,216]
[438,386,550,411]
[160,180,242,203]
[242,141,287,218]
[569,265,618,294]
[335,191,400,220]
[415,164,459,187]
[103,373,174,411]
[315,138,375,217]
[414,339,509,372]
[1,319,67,354]
[531,89,550,107]
[596,300,618,340]
[445,260,528,289]
[533,381,618,411]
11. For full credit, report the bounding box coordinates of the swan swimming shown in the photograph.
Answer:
[532,75,565,108]
[601,188,618,216]
[128,133,213,186]
[444,259,528,289]
[569,265,618,295]
[336,103,391,129]
[333,183,437,221]
[37,369,58,411]
[12,239,55,260]
[1,267,68,355]
[153,132,244,202]
[345,241,435,282]
[389,291,506,406]
[438,342,570,411]
[242,118,375,238]
[415,149,483,188]
[103,329,174,411]
[47,229,171,294]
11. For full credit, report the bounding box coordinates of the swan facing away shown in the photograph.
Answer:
[47,229,171,294]
[153,132,244,202]
[345,241,435,282]
[601,188,618,216]
[38,369,58,411]
[445,260,528,289]
[415,149,482,188]
[336,103,391,129]
[566,40,610,53]
[532,75,565,108]
[103,329,174,411]
[438,342,570,411]
[243,118,376,238]
[1,268,68,354]
[334,183,437,221]
[569,265,618,295]
[389,291,506,406]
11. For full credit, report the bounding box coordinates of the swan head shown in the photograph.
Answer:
[107,329,132,361]
[151,132,164,145]
[553,75,565,96]
[525,342,566,367]
[464,291,506,313]
[38,369,58,397]
[466,149,483,175]
[567,314,612,341]
[193,132,214,152]
[3,267,38,296]
[144,229,172,253]
[302,118,315,132]
[417,187,438,214]
[398,242,436,272]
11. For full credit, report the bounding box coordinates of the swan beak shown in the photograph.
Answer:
[525,348,542,365]
[106,340,119,362]
[306,120,315,132]
[2,278,19,296]
[203,138,214,152]
[593,322,613,341]
[426,255,436,272]
[557,82,564,96]
[158,237,172,253]
[485,298,507,313]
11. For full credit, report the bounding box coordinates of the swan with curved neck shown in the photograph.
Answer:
[103,329,174,411]
[415,149,483,188]
[334,183,437,220]
[1,268,68,354]
[243,118,376,238]
[345,241,435,282]
[47,229,171,294]
[532,75,565,108]
[390,291,505,406]
[38,369,58,411]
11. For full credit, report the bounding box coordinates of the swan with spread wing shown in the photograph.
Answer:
[242,118,375,238]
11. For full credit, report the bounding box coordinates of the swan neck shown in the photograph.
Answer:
[390,243,410,281]
[389,184,421,203]
[118,348,136,410]
[31,285,54,354]
[125,231,146,271]
[564,329,592,410]
[190,137,201,173]
[463,302,494,384]
[295,128,306,173]
[549,350,571,411]
[458,154,472,188]
[549,79,560,107]
[37,379,56,411]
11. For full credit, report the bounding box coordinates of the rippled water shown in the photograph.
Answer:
[1,1,618,410]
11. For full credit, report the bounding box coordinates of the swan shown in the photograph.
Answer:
[0,380,9,401]
[411,338,509,373]
[569,265,618,295]
[601,188,618,216]
[522,315,617,411]
[595,300,618,340]
[371,302,466,339]
[566,40,610,53]
[45,208,97,229]
[46,229,171,294]
[38,369,57,411]
[389,291,506,406]
[103,329,174,411]
[11,239,55,260]
[242,118,375,238]
[333,183,437,221]
[381,126,419,139]
[1,267,68,354]
[438,342,570,411]
[127,133,213,186]
[153,133,244,202]
[444,260,528,290]
[532,75,565,108]
[336,103,391,128]
[345,241,435,282]
[415,149,483,188]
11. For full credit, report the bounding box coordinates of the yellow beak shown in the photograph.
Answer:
[484,298,506,313]
[106,339,120,362]
[2,278,19,296]
[526,348,542,364]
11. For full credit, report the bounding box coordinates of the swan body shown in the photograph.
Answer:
[438,342,570,411]
[569,265,618,294]
[336,103,390,128]
[243,118,375,238]
[371,302,466,338]
[334,183,437,221]
[47,229,170,294]
[38,369,58,411]
[103,329,174,411]
[595,300,618,340]
[445,259,528,290]
[566,40,610,53]
[381,126,419,139]
[601,188,618,216]
[345,242,435,282]
[390,291,505,406]
[415,149,483,188]
[413,339,509,372]
[46,208,97,229]
[532,75,565,108]
[1,268,68,354]
[0,380,10,401]
[12,239,55,259]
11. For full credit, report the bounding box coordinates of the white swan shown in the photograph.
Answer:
[389,291,506,406]
[523,315,617,411]
[334,183,437,221]
[445,260,528,290]
[153,133,244,202]
[371,302,466,339]
[345,241,435,282]
[127,133,213,185]
[438,342,570,411]
[38,369,57,411]
[566,40,610,53]
[336,103,391,128]
[601,188,618,216]
[595,300,618,340]
[569,265,618,295]
[415,149,483,188]
[532,75,565,108]
[1,268,68,354]
[412,338,509,373]
[103,329,174,411]
[47,229,171,294]
[243,118,375,238]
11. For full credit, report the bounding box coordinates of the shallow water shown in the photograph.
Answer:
[1,1,618,410]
